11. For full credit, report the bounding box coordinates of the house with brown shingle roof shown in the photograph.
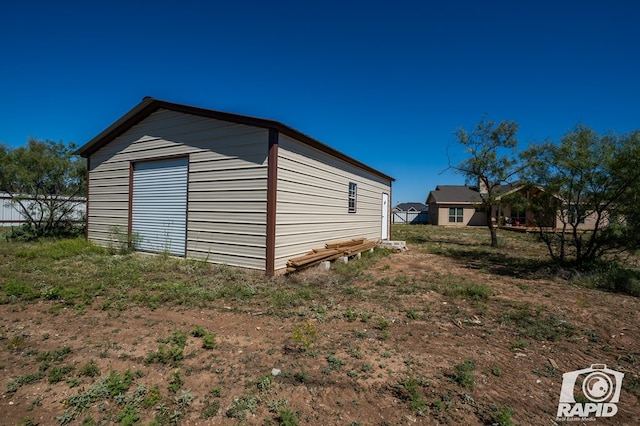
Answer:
[427,182,604,230]
[426,185,488,226]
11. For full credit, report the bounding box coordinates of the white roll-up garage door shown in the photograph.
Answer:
[132,157,188,256]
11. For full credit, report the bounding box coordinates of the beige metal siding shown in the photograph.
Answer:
[274,134,391,270]
[88,109,268,269]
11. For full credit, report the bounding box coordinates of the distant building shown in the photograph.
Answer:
[426,185,487,226]
[392,202,428,224]
[426,182,603,230]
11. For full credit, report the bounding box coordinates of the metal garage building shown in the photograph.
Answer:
[75,97,393,274]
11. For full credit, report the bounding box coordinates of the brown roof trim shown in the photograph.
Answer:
[75,97,395,182]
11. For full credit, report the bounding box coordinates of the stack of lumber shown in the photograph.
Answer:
[286,238,378,273]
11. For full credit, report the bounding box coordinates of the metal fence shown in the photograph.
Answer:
[392,211,429,224]
[0,193,86,226]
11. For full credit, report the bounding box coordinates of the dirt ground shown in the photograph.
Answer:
[1,244,639,425]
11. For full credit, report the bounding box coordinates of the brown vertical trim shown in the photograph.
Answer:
[388,184,393,240]
[85,158,91,240]
[265,128,279,276]
[128,162,134,247]
[184,156,190,257]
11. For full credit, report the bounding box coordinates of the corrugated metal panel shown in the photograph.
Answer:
[88,215,131,226]
[88,189,130,199]
[274,134,392,270]
[89,177,129,188]
[189,229,265,245]
[278,146,389,185]
[189,200,266,213]
[189,156,268,172]
[87,109,269,268]
[89,161,129,173]
[189,190,266,204]
[188,211,266,224]
[189,179,267,193]
[132,158,188,256]
[189,164,267,178]
[187,247,265,270]
[189,220,265,234]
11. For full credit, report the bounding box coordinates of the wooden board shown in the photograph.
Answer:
[286,238,379,273]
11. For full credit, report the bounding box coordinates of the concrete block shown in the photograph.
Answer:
[355,252,361,259]
[318,261,331,270]
[379,240,408,251]
[337,256,348,264]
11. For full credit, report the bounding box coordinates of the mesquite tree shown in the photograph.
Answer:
[520,125,640,267]
[0,138,86,238]
[449,118,520,247]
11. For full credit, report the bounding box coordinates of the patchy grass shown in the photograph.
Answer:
[1,226,639,425]
[449,359,476,389]
[500,303,577,341]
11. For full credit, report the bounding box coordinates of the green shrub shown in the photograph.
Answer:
[78,359,100,377]
[573,263,640,297]
[3,280,38,301]
[202,332,216,350]
[168,369,183,393]
[487,404,515,426]
[278,407,298,426]
[402,376,427,414]
[48,366,75,384]
[450,359,476,389]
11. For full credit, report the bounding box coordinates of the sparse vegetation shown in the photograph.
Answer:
[450,359,476,389]
[292,321,317,350]
[394,376,427,415]
[0,225,638,424]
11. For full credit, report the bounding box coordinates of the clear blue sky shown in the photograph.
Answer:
[2,0,638,204]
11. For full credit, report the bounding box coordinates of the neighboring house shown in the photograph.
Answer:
[492,181,534,227]
[494,183,604,230]
[392,202,428,224]
[74,97,394,275]
[426,185,487,226]
[426,182,603,230]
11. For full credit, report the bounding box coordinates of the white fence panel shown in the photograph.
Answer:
[0,193,86,226]
[392,211,428,224]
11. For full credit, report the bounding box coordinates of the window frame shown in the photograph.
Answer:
[348,182,357,213]
[568,205,586,225]
[449,207,464,223]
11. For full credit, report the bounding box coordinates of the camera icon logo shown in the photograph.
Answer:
[557,364,624,419]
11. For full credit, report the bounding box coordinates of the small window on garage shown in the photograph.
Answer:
[348,182,357,213]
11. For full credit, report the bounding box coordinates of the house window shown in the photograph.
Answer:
[512,210,527,225]
[348,182,357,213]
[568,206,586,224]
[449,208,463,223]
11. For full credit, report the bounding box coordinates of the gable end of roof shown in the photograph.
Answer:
[74,97,394,182]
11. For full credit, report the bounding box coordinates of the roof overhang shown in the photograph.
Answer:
[74,97,395,183]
